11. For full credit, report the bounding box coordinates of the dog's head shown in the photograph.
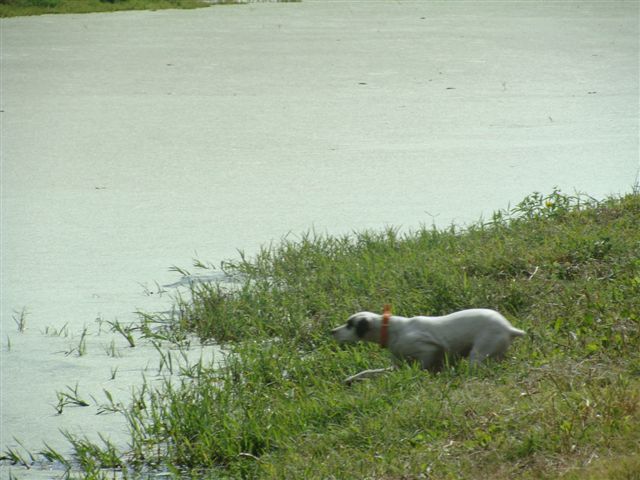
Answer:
[331,312,378,343]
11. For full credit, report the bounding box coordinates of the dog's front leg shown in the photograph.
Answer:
[344,367,395,385]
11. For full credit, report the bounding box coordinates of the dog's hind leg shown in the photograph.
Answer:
[469,335,510,366]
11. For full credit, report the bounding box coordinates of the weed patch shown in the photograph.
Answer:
[0,0,299,17]
[1,0,210,17]
[12,191,637,478]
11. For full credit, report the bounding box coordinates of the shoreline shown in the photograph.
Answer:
[3,190,639,478]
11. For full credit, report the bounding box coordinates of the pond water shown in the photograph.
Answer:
[1,0,638,476]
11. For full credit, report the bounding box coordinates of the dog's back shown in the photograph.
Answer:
[405,309,524,363]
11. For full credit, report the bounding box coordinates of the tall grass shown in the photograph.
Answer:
[180,189,640,354]
[131,191,639,478]
[0,0,299,17]
[0,0,210,17]
[10,190,637,478]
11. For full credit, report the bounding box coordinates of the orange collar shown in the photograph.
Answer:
[380,304,392,348]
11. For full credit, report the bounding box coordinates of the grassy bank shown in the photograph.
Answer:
[0,0,299,17]
[7,190,639,478]
[140,190,640,479]
[0,0,211,17]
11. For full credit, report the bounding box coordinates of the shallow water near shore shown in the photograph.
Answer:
[1,0,638,477]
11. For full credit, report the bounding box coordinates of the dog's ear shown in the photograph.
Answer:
[356,317,371,338]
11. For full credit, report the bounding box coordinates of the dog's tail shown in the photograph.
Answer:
[509,327,526,337]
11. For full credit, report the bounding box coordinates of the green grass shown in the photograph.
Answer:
[0,0,300,17]
[54,383,90,415]
[8,189,638,478]
[0,0,210,17]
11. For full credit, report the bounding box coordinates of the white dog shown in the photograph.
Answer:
[331,308,525,384]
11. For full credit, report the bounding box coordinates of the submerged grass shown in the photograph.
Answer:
[16,190,638,478]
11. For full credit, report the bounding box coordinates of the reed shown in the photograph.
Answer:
[12,307,27,333]
[106,319,136,348]
[54,383,90,415]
